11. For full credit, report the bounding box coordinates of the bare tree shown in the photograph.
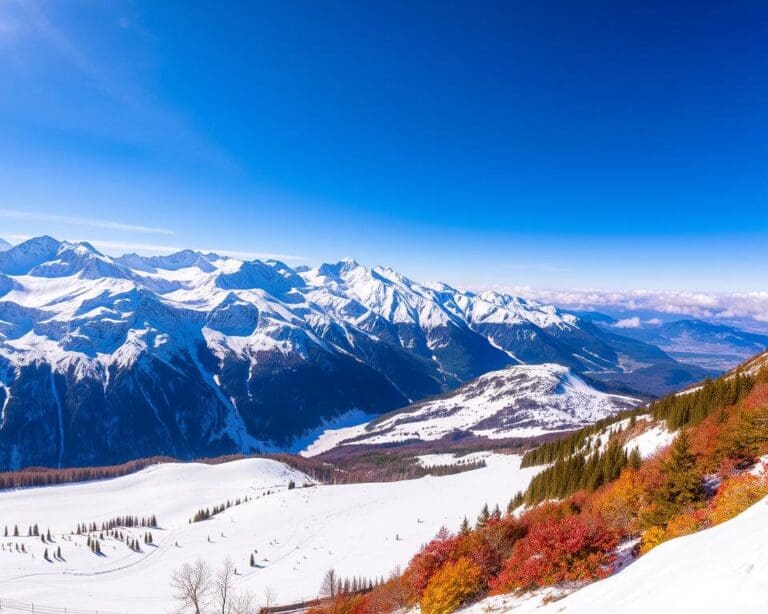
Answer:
[214,556,236,614]
[319,568,338,598]
[262,587,276,609]
[171,559,212,614]
[229,590,256,614]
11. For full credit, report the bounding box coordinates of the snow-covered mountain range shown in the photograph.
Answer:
[304,364,640,455]
[0,236,708,469]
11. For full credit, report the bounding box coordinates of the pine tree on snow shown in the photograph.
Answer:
[459,516,470,535]
[476,503,490,528]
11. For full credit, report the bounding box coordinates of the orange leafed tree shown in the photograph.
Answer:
[710,472,768,525]
[420,557,484,614]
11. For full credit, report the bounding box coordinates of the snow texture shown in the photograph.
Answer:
[0,454,540,612]
[305,364,639,453]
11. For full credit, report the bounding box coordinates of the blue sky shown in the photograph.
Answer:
[0,1,766,291]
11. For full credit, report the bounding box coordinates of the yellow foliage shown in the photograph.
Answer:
[710,473,768,525]
[420,557,483,614]
[665,511,706,539]
[593,469,647,532]
[639,525,667,555]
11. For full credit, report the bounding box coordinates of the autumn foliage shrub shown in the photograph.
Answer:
[406,527,460,598]
[420,557,484,614]
[640,508,708,554]
[490,514,618,592]
[665,509,708,538]
[455,516,526,579]
[710,471,768,525]
[587,460,663,535]
[639,525,666,554]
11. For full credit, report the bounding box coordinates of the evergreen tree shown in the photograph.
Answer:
[647,431,704,526]
[507,491,524,512]
[459,516,470,535]
[476,503,491,528]
[628,446,642,470]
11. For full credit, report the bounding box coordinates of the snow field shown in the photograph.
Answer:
[622,422,675,458]
[0,454,540,613]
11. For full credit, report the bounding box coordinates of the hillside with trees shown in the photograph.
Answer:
[308,353,768,614]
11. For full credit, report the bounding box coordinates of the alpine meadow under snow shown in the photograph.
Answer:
[0,454,540,612]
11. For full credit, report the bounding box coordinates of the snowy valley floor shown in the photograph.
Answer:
[0,455,539,613]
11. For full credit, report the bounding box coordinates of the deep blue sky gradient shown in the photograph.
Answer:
[0,1,766,290]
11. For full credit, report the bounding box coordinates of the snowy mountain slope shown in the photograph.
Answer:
[0,454,540,612]
[304,364,640,454]
[740,349,768,376]
[460,495,768,614]
[0,238,11,251]
[0,236,706,469]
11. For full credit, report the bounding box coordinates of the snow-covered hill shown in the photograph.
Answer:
[0,236,708,469]
[0,454,539,612]
[462,495,768,614]
[0,238,11,252]
[304,364,640,455]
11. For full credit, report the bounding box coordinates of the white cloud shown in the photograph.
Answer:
[614,317,641,328]
[0,209,174,235]
[472,285,768,325]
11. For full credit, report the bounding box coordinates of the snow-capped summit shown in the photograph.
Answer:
[0,236,707,470]
[116,249,218,272]
[0,235,62,275]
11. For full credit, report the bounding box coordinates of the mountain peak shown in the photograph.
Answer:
[0,235,62,275]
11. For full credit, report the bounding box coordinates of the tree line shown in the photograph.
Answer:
[520,412,640,468]
[517,440,642,506]
[650,371,755,429]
